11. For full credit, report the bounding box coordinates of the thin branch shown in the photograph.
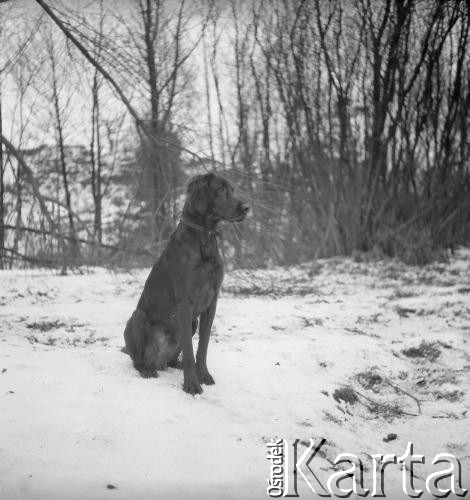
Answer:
[3,224,153,256]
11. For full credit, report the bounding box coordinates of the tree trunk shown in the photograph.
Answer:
[90,69,103,254]
[0,83,4,269]
[49,45,79,260]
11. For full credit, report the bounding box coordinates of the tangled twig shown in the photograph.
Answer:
[339,385,419,417]
[385,379,422,415]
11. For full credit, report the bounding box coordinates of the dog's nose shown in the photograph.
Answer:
[239,202,250,214]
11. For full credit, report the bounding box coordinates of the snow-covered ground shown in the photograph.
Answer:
[1,251,469,499]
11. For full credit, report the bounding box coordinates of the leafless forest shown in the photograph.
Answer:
[0,0,469,271]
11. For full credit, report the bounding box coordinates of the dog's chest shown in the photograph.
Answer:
[192,238,223,313]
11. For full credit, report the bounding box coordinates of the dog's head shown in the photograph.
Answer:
[187,173,249,222]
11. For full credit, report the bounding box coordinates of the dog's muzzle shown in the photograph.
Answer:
[232,202,249,221]
[239,202,250,215]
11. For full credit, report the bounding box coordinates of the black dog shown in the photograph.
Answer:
[123,173,249,394]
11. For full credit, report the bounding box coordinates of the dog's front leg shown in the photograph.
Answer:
[176,300,202,395]
[196,298,217,385]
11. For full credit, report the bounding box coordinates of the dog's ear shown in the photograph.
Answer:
[187,173,214,213]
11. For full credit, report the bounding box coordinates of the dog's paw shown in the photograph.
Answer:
[139,367,159,378]
[183,374,203,395]
[197,368,215,385]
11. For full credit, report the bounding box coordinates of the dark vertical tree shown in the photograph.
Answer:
[0,82,4,269]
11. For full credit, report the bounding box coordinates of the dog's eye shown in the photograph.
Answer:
[218,186,226,194]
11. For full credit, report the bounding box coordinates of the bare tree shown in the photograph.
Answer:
[89,0,105,254]
[45,33,79,258]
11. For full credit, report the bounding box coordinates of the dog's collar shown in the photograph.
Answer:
[180,217,219,237]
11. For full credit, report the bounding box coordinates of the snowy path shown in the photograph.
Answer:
[0,253,469,499]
